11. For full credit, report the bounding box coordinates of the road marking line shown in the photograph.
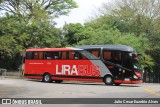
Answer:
[144,88,160,97]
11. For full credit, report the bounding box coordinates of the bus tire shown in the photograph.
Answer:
[103,75,113,85]
[43,73,52,83]
[55,80,63,83]
[115,83,121,86]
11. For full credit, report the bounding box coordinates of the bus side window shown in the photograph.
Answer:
[81,51,92,59]
[45,52,52,59]
[111,52,121,61]
[39,52,44,59]
[34,52,39,59]
[26,52,33,59]
[110,52,122,64]
[53,52,60,59]
[69,51,74,59]
[61,52,66,59]
[103,51,122,65]
[103,51,111,60]
[74,52,82,60]
[86,49,100,59]
[92,50,100,58]
[26,52,44,60]
[82,55,87,59]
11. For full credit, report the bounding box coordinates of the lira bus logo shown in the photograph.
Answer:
[56,65,78,75]
[56,65,100,76]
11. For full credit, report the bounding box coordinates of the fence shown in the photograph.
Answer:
[0,68,7,79]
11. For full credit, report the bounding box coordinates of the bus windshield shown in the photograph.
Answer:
[133,59,141,71]
[131,54,142,72]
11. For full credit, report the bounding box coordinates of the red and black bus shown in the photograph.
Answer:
[24,45,142,85]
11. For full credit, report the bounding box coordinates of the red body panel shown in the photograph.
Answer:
[24,59,142,84]
[114,80,142,84]
[24,60,101,81]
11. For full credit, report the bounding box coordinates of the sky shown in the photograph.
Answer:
[54,0,108,28]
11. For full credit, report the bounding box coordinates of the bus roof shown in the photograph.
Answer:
[26,45,137,54]
[26,48,83,52]
[76,44,137,54]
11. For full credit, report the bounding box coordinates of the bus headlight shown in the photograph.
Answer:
[133,75,138,79]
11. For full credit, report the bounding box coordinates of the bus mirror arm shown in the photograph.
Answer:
[102,60,132,72]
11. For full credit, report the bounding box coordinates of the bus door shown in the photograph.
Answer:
[121,52,133,79]
[103,50,124,79]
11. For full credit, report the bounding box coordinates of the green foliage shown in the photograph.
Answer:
[0,0,77,70]
[63,22,149,56]
[63,23,88,46]
[0,15,62,69]
[0,0,77,19]
[78,27,149,55]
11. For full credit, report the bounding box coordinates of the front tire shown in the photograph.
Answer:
[104,75,113,85]
[43,73,52,83]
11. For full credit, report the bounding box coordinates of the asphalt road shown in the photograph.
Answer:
[0,78,159,107]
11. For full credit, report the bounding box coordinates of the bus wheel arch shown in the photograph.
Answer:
[42,72,52,83]
[103,74,113,85]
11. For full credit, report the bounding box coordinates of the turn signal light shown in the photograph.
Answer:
[135,71,141,78]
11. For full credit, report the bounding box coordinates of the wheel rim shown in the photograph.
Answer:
[44,74,50,82]
[106,77,112,84]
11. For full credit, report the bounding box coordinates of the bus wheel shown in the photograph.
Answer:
[104,76,113,85]
[115,83,121,86]
[55,80,63,83]
[43,73,52,83]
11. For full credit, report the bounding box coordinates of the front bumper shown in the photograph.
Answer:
[114,79,143,84]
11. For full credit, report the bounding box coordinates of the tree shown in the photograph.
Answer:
[62,23,88,46]
[0,0,77,20]
[0,0,77,70]
[0,15,62,69]
[98,0,160,44]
